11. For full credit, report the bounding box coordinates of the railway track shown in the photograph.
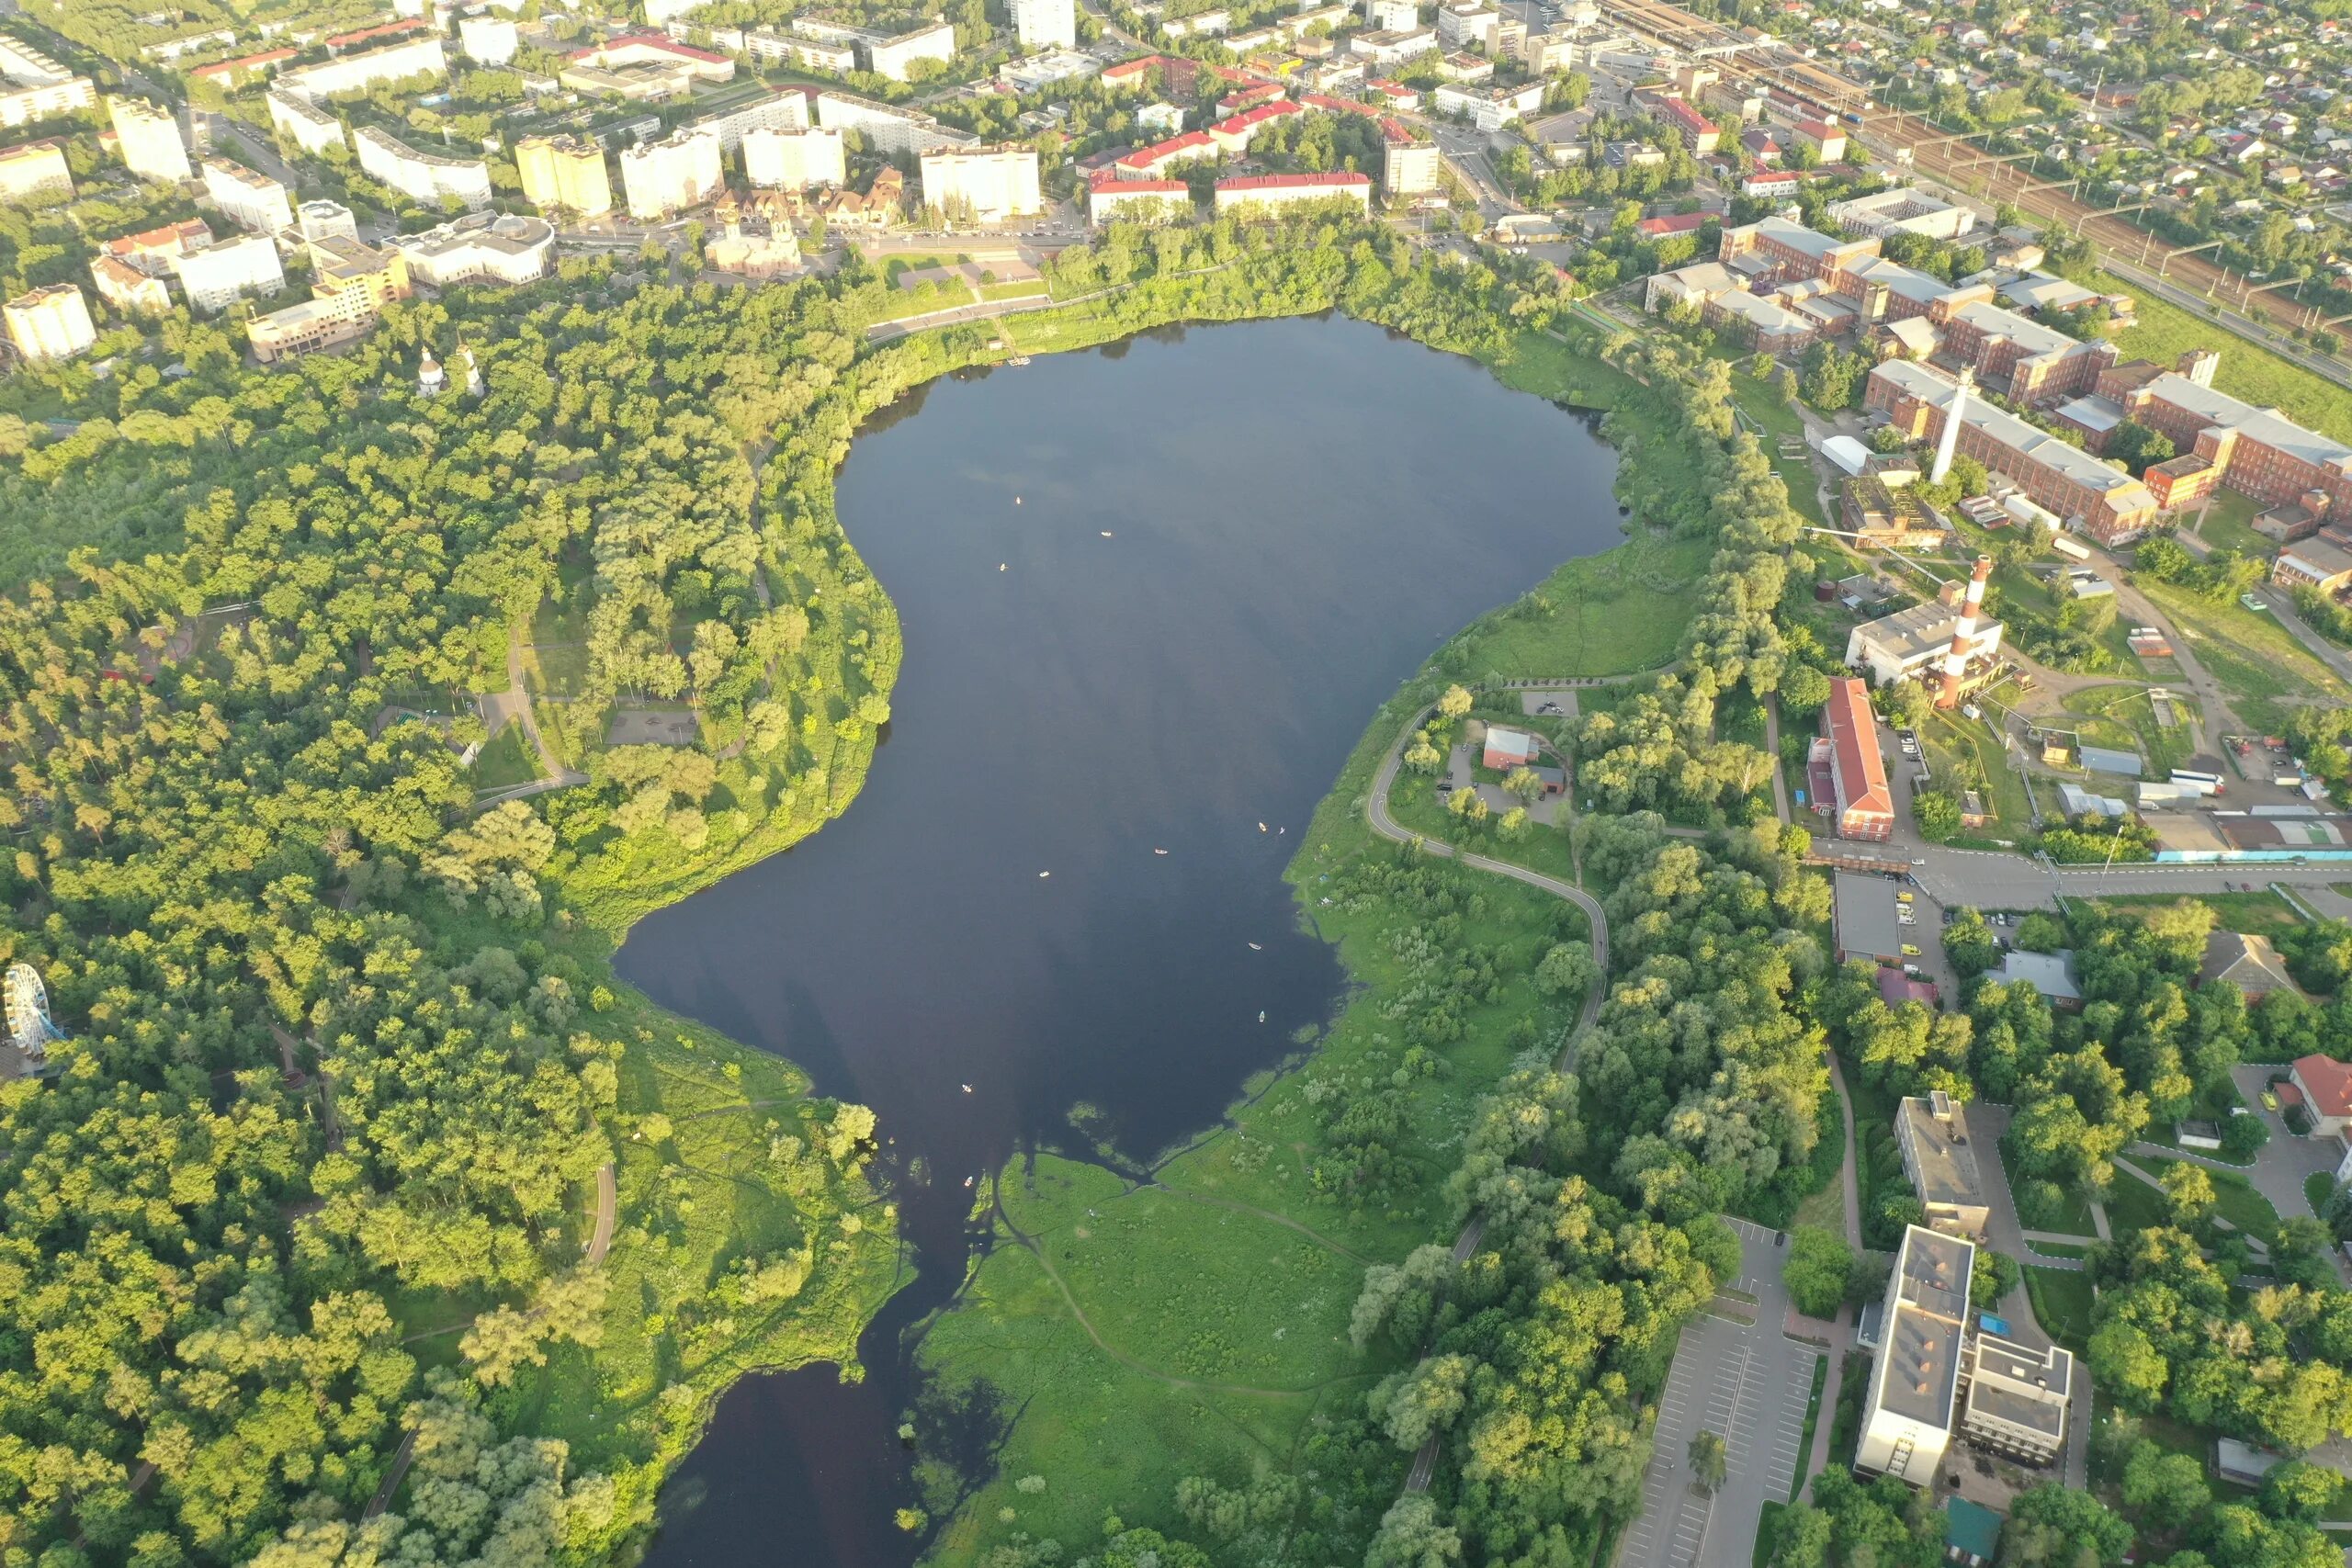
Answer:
[1587,0,2351,355]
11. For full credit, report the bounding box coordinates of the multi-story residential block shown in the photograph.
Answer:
[201,157,293,234]
[743,127,845,191]
[1895,1092,1989,1237]
[867,20,958,80]
[516,134,614,217]
[1211,170,1371,214]
[248,242,406,362]
[190,48,300,90]
[91,255,172,316]
[748,29,859,73]
[172,231,285,313]
[1365,0,1419,28]
[1435,3,1499,50]
[277,37,447,101]
[1113,130,1218,179]
[0,140,70,202]
[395,213,555,287]
[267,91,345,154]
[1209,99,1304,153]
[459,15,520,64]
[297,200,358,243]
[1959,1337,2073,1469]
[1012,0,1079,51]
[0,39,96,130]
[355,126,492,208]
[1855,1225,1972,1484]
[3,281,94,361]
[693,88,811,152]
[1086,172,1189,225]
[620,128,723,220]
[1431,80,1542,131]
[1380,119,1440,195]
[814,92,978,157]
[108,96,191,183]
[919,144,1041,224]
[103,217,213,276]
[1351,27,1437,65]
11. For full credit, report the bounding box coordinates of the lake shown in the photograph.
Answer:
[616,312,1624,1567]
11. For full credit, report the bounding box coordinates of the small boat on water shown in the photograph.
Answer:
[1008,355,1032,366]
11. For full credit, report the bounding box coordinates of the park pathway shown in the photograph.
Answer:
[1363,702,1611,1495]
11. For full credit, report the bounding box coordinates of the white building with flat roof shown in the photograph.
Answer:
[0,39,96,129]
[278,36,447,101]
[868,20,958,80]
[298,199,358,243]
[1433,79,1543,130]
[815,92,978,157]
[172,232,286,313]
[1857,1225,1973,1484]
[3,281,95,362]
[0,140,70,202]
[267,90,345,153]
[1012,0,1079,50]
[355,126,492,208]
[108,96,191,183]
[744,127,845,191]
[620,128,723,219]
[1896,1092,1989,1238]
[202,157,293,233]
[395,212,555,287]
[458,14,520,64]
[920,144,1042,225]
[693,88,812,152]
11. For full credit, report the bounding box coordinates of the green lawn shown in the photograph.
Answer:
[2063,683,2199,778]
[1790,1357,1828,1502]
[2098,267,2352,448]
[1434,529,1711,682]
[2132,1154,2282,1244]
[2103,1165,2170,1235]
[471,720,543,792]
[2186,488,2273,559]
[1919,707,2031,843]
[2089,889,2306,940]
[978,279,1051,302]
[2024,1267,2096,1352]
[2137,577,2352,736]
[2308,1171,2337,1221]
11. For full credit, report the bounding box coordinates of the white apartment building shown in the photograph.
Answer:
[0,140,70,202]
[867,20,957,81]
[919,145,1041,225]
[107,96,191,183]
[1351,26,1436,64]
[743,127,845,191]
[278,37,447,101]
[1212,170,1372,214]
[267,90,345,154]
[1366,0,1420,28]
[91,256,172,317]
[172,232,286,314]
[396,213,555,287]
[815,93,978,157]
[1436,2,1499,48]
[458,14,520,64]
[1383,134,1441,195]
[297,199,358,243]
[620,128,723,220]
[202,157,293,233]
[1856,1225,1972,1484]
[1895,1092,1990,1238]
[749,29,858,73]
[0,39,96,129]
[693,88,811,153]
[1012,0,1079,50]
[1433,79,1543,131]
[355,126,492,208]
[3,281,95,362]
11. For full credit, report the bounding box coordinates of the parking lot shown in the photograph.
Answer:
[1618,1220,1820,1568]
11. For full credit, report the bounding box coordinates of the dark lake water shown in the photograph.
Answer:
[615,312,1624,1568]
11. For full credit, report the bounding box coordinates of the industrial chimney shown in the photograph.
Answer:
[1937,554,1993,709]
[1929,367,1973,484]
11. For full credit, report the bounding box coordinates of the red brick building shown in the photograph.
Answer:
[1811,678,1894,841]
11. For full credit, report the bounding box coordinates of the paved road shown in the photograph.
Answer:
[1619,1221,1819,1568]
[1908,846,2352,913]
[587,1161,618,1265]
[2256,590,2352,688]
[1364,704,1611,1495]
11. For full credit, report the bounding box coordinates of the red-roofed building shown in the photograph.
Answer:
[104,218,214,275]
[1088,171,1191,224]
[1634,210,1710,240]
[1654,94,1719,152]
[190,47,298,85]
[1878,968,1939,1008]
[1211,169,1371,212]
[1811,677,1894,840]
[1742,168,1802,198]
[326,17,427,50]
[1300,92,1377,117]
[1218,81,1284,112]
[1209,97,1305,152]
[2288,1055,2352,1136]
[1368,79,1420,108]
[1114,130,1217,177]
[1102,54,1200,96]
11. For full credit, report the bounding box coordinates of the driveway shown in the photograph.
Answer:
[1617,1221,1819,1568]
[2222,1066,2344,1224]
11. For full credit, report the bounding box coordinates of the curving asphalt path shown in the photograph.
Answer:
[1363,705,1611,1494]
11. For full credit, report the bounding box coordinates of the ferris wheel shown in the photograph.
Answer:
[3,964,65,1061]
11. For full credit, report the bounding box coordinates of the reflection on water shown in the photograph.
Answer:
[618,314,1625,1568]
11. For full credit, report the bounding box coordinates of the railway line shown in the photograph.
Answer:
[1586,0,2352,361]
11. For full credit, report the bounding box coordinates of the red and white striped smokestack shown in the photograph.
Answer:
[1937,555,1994,709]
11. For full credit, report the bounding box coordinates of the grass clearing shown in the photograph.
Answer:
[472,719,543,792]
[2187,489,2273,559]
[2098,269,2352,448]
[2308,1171,2337,1221]
[2064,682,2200,778]
[2090,889,2306,940]
[1435,530,1711,680]
[2023,1267,2096,1352]
[2132,1154,2282,1244]
[2137,577,2352,736]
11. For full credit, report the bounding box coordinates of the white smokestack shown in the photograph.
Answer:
[1929,367,1973,484]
